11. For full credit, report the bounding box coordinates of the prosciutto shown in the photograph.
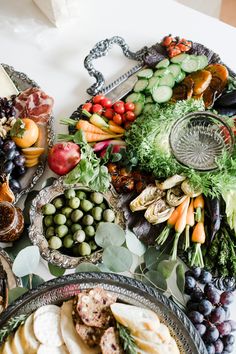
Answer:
[14,87,54,123]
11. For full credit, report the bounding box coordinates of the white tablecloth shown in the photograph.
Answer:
[0,0,235,349]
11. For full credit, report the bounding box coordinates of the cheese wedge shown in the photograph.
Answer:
[0,65,19,98]
[110,303,160,332]
[133,336,179,354]
[11,327,24,354]
[60,301,100,354]
[21,313,40,354]
[37,344,68,354]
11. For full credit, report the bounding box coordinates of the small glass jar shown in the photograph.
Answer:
[0,202,24,242]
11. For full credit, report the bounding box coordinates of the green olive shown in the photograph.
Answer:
[52,197,64,209]
[79,242,91,256]
[42,203,56,215]
[99,202,107,210]
[73,230,86,243]
[64,188,76,199]
[91,206,103,221]
[68,197,80,209]
[44,215,54,227]
[84,225,95,237]
[76,190,87,200]
[103,209,115,222]
[45,226,55,238]
[55,225,68,238]
[63,234,74,248]
[54,214,67,225]
[89,240,98,251]
[71,223,82,233]
[82,215,94,226]
[48,236,62,250]
[61,206,73,218]
[80,199,93,212]
[90,192,103,205]
[66,219,73,227]
[71,209,83,222]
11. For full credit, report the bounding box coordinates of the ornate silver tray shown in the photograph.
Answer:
[0,272,207,354]
[1,64,55,203]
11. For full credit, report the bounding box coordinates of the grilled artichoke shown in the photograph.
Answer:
[156,175,186,190]
[144,199,174,224]
[181,179,202,197]
[166,186,187,207]
[130,185,165,212]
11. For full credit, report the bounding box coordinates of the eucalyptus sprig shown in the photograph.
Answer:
[117,322,137,354]
[0,314,27,342]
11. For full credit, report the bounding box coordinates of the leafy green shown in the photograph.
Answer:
[176,263,185,293]
[227,76,236,92]
[95,222,126,248]
[76,263,101,273]
[125,230,146,256]
[63,130,111,192]
[117,323,137,354]
[157,260,176,279]
[10,119,25,138]
[8,287,28,304]
[102,246,133,272]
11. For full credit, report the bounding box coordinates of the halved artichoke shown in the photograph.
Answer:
[166,186,187,207]
[130,185,165,212]
[144,199,174,225]
[156,175,186,190]
[181,179,202,197]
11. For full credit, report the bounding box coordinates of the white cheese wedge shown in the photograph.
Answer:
[0,65,19,98]
[21,313,40,354]
[37,344,68,354]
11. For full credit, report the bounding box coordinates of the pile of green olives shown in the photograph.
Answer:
[41,189,115,257]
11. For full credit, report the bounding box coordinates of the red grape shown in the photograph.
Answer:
[185,276,196,289]
[205,326,220,343]
[220,292,234,306]
[217,321,232,336]
[210,307,226,324]
[206,289,221,305]
[188,311,204,324]
[214,338,224,354]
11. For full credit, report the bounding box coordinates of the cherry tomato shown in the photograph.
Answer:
[82,102,92,112]
[113,101,125,114]
[92,104,103,114]
[124,102,135,112]
[100,97,112,108]
[113,113,122,125]
[93,95,105,104]
[104,108,114,120]
[121,114,126,123]
[124,111,136,122]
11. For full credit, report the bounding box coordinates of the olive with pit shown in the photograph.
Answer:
[55,225,68,238]
[80,199,93,212]
[44,215,54,227]
[76,190,87,200]
[89,240,98,251]
[82,215,94,226]
[54,214,67,225]
[91,206,103,221]
[48,236,62,250]
[63,234,74,248]
[103,209,115,222]
[53,197,64,209]
[46,226,55,238]
[42,203,56,215]
[61,207,73,218]
[68,197,80,209]
[84,225,95,237]
[78,242,91,256]
[71,209,83,222]
[90,192,103,205]
[99,202,107,210]
[73,230,86,243]
[64,188,76,199]
[71,223,82,233]
[66,219,73,227]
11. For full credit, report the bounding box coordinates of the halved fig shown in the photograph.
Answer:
[189,70,212,95]
[171,77,194,101]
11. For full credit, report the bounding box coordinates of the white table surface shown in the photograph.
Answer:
[0,0,235,349]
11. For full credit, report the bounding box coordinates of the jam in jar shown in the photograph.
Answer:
[0,202,24,242]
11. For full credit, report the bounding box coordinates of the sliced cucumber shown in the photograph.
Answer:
[171,53,189,64]
[126,92,144,103]
[175,71,186,83]
[134,101,144,116]
[155,58,170,69]
[134,79,148,92]
[143,103,155,114]
[197,55,208,70]
[145,96,154,104]
[146,77,159,92]
[158,73,175,88]
[137,68,153,79]
[181,58,199,73]
[154,68,170,77]
[152,86,173,103]
[168,64,181,79]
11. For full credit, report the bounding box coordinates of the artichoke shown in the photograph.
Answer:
[156,174,186,190]
[181,179,202,197]
[144,199,174,224]
[130,185,165,212]
[166,186,187,206]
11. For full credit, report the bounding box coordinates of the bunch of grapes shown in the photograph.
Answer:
[185,268,235,354]
[0,139,26,192]
[0,95,16,119]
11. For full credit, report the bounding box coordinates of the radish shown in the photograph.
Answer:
[93,140,126,153]
[48,142,81,175]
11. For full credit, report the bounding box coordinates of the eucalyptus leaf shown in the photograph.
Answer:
[95,223,125,249]
[97,263,111,273]
[133,263,146,282]
[8,287,28,304]
[157,260,177,280]
[12,246,40,277]
[144,247,160,270]
[48,263,65,277]
[144,270,167,292]
[76,263,101,273]
[102,246,133,272]
[21,274,45,289]
[176,263,185,294]
[125,230,146,256]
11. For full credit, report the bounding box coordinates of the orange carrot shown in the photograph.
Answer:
[191,221,205,268]
[109,121,125,134]
[193,194,205,222]
[84,132,123,143]
[184,199,195,251]
[76,120,109,135]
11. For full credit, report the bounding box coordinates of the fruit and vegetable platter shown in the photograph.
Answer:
[0,35,236,354]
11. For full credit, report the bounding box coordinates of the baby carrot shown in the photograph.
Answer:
[76,120,109,135]
[84,132,123,143]
[191,221,205,268]
[193,194,205,222]
[109,121,125,134]
[184,199,195,251]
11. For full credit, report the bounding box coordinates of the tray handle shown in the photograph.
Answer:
[84,36,147,96]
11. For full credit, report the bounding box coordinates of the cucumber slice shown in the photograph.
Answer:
[137,68,153,79]
[126,92,143,103]
[143,103,155,114]
[171,53,189,64]
[134,79,148,92]
[155,58,170,69]
[154,68,170,77]
[146,77,159,92]
[168,64,181,79]
[158,73,175,88]
[197,55,208,70]
[175,71,186,83]
[152,86,173,103]
[181,58,199,73]
[145,96,154,104]
[134,102,144,116]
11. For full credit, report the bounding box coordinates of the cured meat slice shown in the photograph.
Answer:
[14,87,53,123]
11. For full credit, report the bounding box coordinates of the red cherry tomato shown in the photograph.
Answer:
[92,104,103,115]
[104,108,114,120]
[113,114,122,125]
[100,97,112,108]
[113,101,125,114]
[93,95,105,104]
[124,111,136,122]
[124,102,135,112]
[82,102,93,113]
